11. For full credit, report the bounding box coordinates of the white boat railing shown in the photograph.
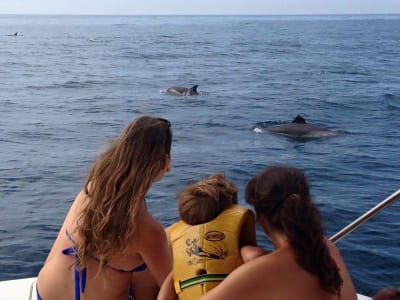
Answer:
[330,189,400,243]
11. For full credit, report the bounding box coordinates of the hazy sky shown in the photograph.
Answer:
[0,0,399,15]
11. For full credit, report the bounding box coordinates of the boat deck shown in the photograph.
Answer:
[0,277,372,300]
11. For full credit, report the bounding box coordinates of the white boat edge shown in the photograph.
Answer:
[0,277,372,300]
[0,277,36,300]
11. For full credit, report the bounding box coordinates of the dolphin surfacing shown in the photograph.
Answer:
[166,85,199,96]
[267,115,338,138]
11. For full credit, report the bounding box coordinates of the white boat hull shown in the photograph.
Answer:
[0,277,372,300]
[0,277,37,300]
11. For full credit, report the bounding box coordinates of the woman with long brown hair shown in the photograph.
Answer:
[200,166,357,300]
[37,116,173,300]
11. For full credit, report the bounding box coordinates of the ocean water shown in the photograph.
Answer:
[0,14,399,297]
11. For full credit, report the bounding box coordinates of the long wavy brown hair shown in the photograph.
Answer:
[75,116,172,271]
[245,166,343,296]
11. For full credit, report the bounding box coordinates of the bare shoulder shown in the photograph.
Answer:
[201,254,275,300]
[324,238,358,300]
[323,239,348,277]
[133,209,169,252]
[324,238,344,263]
[138,210,165,234]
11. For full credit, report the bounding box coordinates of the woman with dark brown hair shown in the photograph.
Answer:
[200,166,357,300]
[373,287,400,300]
[37,116,173,300]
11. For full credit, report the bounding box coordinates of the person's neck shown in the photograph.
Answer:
[269,231,289,250]
[259,216,289,250]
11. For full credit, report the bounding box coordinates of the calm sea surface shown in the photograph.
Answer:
[0,15,399,297]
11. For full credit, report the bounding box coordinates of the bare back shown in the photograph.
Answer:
[37,191,171,300]
[201,242,357,300]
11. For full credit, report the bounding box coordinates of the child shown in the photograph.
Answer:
[158,173,257,300]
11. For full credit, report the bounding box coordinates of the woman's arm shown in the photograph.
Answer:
[200,258,263,300]
[138,214,172,287]
[157,271,178,300]
[131,213,172,300]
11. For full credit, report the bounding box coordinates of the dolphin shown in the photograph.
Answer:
[267,115,338,138]
[166,85,199,96]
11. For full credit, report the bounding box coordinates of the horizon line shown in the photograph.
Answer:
[1,12,400,16]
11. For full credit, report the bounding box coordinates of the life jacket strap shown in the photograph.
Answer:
[179,273,228,290]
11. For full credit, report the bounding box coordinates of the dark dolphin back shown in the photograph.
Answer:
[267,122,338,138]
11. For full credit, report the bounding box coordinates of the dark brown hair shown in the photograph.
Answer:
[75,116,172,270]
[245,166,343,296]
[178,173,238,225]
[373,287,400,300]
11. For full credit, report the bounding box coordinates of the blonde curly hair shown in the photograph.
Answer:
[75,116,172,271]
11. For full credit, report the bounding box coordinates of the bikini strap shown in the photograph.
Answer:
[62,231,86,300]
[62,247,86,300]
[89,255,147,273]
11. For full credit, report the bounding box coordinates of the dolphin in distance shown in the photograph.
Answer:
[166,85,199,96]
[266,115,339,138]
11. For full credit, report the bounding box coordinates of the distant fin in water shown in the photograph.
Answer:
[189,85,199,95]
[292,115,306,124]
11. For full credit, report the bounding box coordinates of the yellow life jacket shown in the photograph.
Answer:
[169,205,255,300]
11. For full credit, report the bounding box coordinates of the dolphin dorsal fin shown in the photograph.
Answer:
[292,115,306,124]
[190,85,199,93]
